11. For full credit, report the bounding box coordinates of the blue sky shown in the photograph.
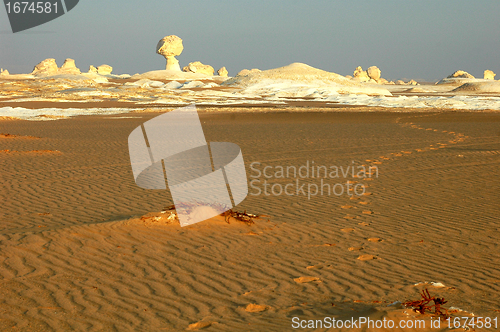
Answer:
[1,0,499,81]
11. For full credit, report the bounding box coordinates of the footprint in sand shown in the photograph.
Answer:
[244,304,270,313]
[367,238,382,242]
[294,276,320,283]
[349,247,363,251]
[187,321,215,330]
[357,254,377,261]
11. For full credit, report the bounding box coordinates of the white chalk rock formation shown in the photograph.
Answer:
[484,70,496,80]
[237,68,261,76]
[367,66,381,80]
[32,58,59,76]
[395,80,406,85]
[88,65,98,74]
[452,81,500,93]
[447,70,475,79]
[345,75,352,79]
[408,79,418,85]
[182,61,214,76]
[353,66,370,82]
[217,67,228,77]
[156,35,184,71]
[59,58,81,75]
[223,62,391,96]
[97,65,113,75]
[0,68,9,76]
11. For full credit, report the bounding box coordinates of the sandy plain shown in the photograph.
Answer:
[0,108,499,331]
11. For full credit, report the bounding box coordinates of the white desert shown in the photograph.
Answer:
[1,34,500,331]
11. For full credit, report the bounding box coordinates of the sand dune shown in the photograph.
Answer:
[1,111,499,330]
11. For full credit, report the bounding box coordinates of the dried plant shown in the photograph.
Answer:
[403,288,449,318]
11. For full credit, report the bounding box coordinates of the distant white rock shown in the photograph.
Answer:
[88,65,98,74]
[367,66,381,80]
[447,70,475,79]
[164,81,183,89]
[32,58,59,76]
[132,70,226,81]
[237,68,261,76]
[156,35,183,71]
[183,61,214,76]
[0,68,9,76]
[353,66,369,82]
[408,79,418,85]
[97,64,113,75]
[181,81,205,89]
[484,70,496,80]
[125,79,164,88]
[452,81,500,93]
[217,67,228,77]
[223,62,391,96]
[59,58,81,75]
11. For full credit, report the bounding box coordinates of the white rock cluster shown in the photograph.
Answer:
[31,58,113,76]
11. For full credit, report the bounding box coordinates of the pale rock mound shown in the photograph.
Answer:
[395,80,405,85]
[97,65,113,75]
[59,58,81,75]
[367,66,381,80]
[223,62,391,96]
[0,69,9,76]
[217,67,228,77]
[237,68,261,76]
[437,70,477,85]
[156,35,183,71]
[183,61,214,76]
[484,70,496,80]
[345,75,352,79]
[452,81,500,93]
[408,79,418,85]
[353,66,370,82]
[32,58,59,76]
[448,70,475,79]
[88,65,98,74]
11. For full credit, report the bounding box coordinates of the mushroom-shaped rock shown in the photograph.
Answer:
[353,66,370,82]
[156,35,184,71]
[59,58,81,74]
[0,69,9,76]
[88,65,98,74]
[32,58,58,76]
[183,61,214,76]
[484,70,496,80]
[217,67,228,77]
[447,70,474,79]
[97,64,113,75]
[367,66,381,80]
